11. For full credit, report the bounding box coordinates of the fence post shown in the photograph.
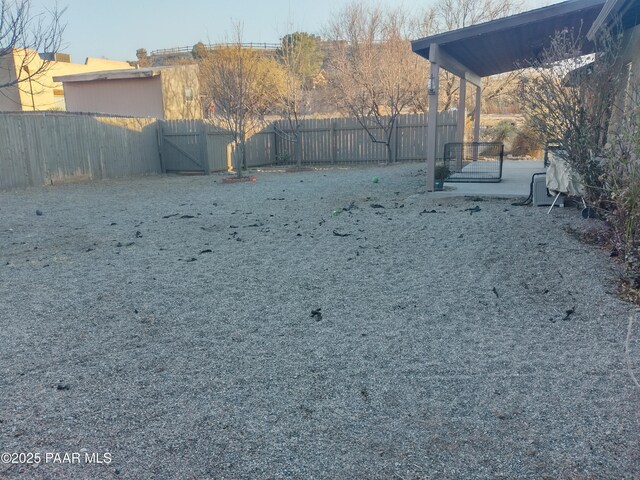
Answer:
[295,126,303,167]
[272,123,278,164]
[331,120,337,164]
[199,121,210,175]
[156,120,165,173]
[393,116,400,162]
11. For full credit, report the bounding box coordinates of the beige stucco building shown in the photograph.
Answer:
[0,49,132,111]
[53,65,202,120]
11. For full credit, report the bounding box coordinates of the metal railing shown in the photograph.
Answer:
[443,142,504,183]
[150,43,279,56]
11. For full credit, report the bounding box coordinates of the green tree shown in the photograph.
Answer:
[191,42,208,60]
[136,48,150,67]
[273,31,325,167]
[276,32,324,88]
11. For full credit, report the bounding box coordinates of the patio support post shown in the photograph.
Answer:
[473,84,481,161]
[426,46,440,192]
[456,77,466,171]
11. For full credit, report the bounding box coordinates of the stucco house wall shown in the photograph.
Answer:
[160,64,202,120]
[587,0,640,135]
[0,49,132,111]
[63,76,164,118]
[0,54,22,111]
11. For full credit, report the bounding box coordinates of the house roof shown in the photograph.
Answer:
[53,66,173,83]
[587,0,640,39]
[411,0,605,78]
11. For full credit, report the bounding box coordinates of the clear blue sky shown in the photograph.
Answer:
[31,0,550,63]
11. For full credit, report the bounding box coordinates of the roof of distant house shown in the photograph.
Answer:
[53,66,182,83]
[84,57,132,68]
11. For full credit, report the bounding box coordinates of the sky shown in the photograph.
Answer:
[30,0,552,63]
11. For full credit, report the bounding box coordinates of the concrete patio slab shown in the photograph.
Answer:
[438,160,545,198]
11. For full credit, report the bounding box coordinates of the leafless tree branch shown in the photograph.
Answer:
[0,0,65,90]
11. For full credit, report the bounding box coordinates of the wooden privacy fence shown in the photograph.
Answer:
[245,111,458,168]
[0,113,160,190]
[159,112,458,173]
[0,111,457,189]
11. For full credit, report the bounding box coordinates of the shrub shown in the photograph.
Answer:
[510,124,543,158]
[435,164,451,180]
[487,120,516,144]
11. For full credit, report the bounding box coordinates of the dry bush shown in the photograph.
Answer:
[487,120,516,144]
[510,124,543,157]
[519,25,640,291]
[199,25,286,175]
[517,29,623,201]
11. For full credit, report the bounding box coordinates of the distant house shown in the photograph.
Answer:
[53,65,202,120]
[0,49,132,111]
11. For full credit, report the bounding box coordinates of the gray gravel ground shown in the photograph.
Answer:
[1,163,639,479]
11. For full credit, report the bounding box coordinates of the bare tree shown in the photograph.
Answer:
[434,0,520,31]
[199,25,286,176]
[0,0,65,90]
[326,2,426,164]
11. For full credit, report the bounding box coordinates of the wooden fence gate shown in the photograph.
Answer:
[159,120,233,174]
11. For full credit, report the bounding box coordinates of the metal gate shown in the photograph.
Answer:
[443,142,504,183]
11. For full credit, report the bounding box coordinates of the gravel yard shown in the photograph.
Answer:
[1,163,639,479]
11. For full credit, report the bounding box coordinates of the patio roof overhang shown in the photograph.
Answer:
[411,0,605,80]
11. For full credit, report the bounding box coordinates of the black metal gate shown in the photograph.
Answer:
[443,142,504,183]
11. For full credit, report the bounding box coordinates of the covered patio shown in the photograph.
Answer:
[411,0,605,191]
